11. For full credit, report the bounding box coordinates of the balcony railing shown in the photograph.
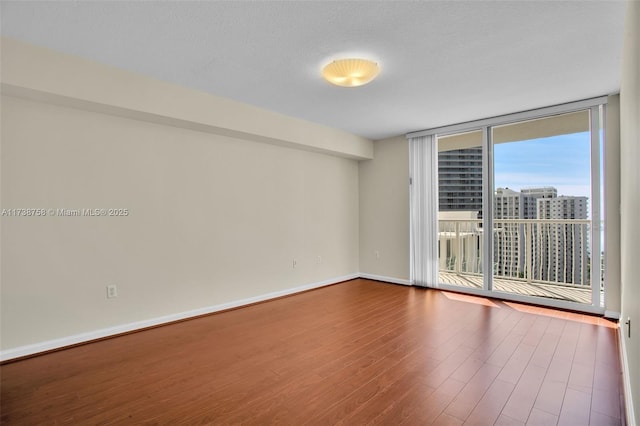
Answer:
[438,219,598,304]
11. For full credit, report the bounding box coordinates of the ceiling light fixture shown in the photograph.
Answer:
[322,58,380,88]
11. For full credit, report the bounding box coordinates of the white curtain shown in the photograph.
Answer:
[409,135,439,288]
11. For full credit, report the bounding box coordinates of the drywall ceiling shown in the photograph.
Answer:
[0,1,627,140]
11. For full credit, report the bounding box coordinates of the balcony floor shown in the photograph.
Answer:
[439,271,592,304]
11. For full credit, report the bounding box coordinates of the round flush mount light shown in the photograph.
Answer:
[321,58,380,87]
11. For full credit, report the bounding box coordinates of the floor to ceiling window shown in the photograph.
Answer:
[416,97,606,313]
[437,130,484,289]
[489,110,602,307]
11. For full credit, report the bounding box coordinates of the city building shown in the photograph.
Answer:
[537,195,589,220]
[521,187,557,218]
[493,188,524,277]
[492,187,589,285]
[536,195,589,284]
[438,148,483,212]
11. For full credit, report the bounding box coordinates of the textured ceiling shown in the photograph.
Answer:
[0,1,627,140]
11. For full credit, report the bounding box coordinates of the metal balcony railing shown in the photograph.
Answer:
[438,219,595,288]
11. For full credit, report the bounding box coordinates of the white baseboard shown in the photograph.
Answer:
[605,310,621,320]
[618,322,636,426]
[359,273,412,286]
[0,273,359,362]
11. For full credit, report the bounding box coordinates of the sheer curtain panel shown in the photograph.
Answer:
[409,135,439,287]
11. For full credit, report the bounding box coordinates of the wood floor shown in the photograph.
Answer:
[0,279,625,425]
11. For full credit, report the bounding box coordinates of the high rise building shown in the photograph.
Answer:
[521,187,557,218]
[492,187,589,285]
[536,196,589,284]
[438,148,482,212]
[494,187,523,218]
[494,187,558,220]
[537,196,588,220]
[493,188,525,277]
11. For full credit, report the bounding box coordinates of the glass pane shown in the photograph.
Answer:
[491,111,595,305]
[437,130,484,290]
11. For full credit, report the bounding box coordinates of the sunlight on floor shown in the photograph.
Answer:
[441,291,501,308]
[503,301,618,328]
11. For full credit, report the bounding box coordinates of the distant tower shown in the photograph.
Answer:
[492,187,587,285]
[493,188,524,277]
[536,196,589,284]
[537,196,588,220]
[438,148,482,213]
[521,187,557,219]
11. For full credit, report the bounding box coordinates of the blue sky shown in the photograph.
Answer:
[493,131,592,198]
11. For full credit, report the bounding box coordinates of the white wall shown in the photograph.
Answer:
[1,38,373,161]
[0,42,363,357]
[359,136,410,282]
[619,0,640,421]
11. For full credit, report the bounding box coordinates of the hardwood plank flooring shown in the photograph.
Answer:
[0,279,625,425]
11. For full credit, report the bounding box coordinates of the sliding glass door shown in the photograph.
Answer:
[427,99,605,313]
[489,110,601,307]
[437,131,484,290]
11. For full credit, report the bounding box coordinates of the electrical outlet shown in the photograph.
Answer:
[317,255,322,264]
[293,259,297,269]
[106,284,118,299]
[375,250,380,259]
